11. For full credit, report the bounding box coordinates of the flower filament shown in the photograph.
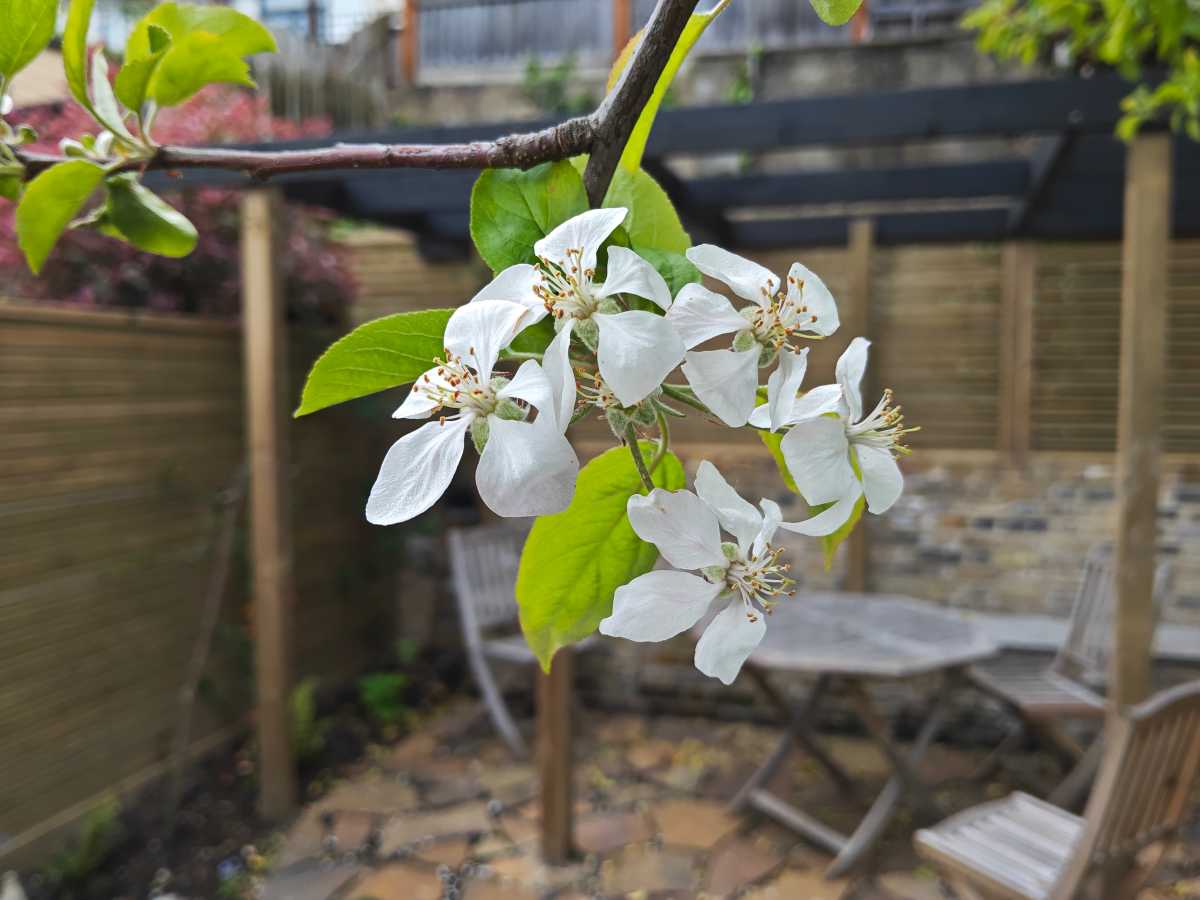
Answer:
[416,348,498,418]
[740,271,823,352]
[706,541,795,624]
[534,247,598,321]
[848,388,918,457]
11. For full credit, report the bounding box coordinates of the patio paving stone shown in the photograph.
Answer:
[575,809,655,855]
[741,868,849,900]
[343,862,443,900]
[600,843,702,895]
[378,801,490,853]
[652,798,741,849]
[702,835,787,896]
[261,859,361,900]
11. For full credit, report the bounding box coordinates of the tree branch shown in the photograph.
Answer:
[15,0,701,185]
[583,0,701,205]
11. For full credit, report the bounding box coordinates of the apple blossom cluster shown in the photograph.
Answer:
[366,207,913,683]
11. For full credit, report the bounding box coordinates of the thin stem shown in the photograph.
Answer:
[661,383,713,416]
[625,424,656,492]
[650,407,671,473]
[500,350,545,362]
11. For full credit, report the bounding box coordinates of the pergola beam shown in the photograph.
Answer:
[1007,132,1075,234]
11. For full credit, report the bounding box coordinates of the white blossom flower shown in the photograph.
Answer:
[599,461,853,684]
[366,300,579,525]
[470,208,685,407]
[766,337,912,522]
[666,245,839,428]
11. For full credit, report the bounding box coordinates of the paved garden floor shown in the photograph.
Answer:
[260,702,1200,900]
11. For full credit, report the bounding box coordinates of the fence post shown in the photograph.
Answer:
[241,189,299,819]
[538,649,575,863]
[1111,134,1172,712]
[844,218,874,592]
[613,0,634,59]
[402,0,420,84]
[998,242,1036,465]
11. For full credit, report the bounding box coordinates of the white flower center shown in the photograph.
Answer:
[847,388,915,455]
[721,543,794,623]
[417,350,498,417]
[743,272,822,350]
[534,247,599,321]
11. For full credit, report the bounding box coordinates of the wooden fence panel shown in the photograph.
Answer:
[0,304,394,846]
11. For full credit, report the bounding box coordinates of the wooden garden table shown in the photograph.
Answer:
[726,592,997,878]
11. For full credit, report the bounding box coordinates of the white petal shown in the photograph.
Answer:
[599,570,722,642]
[470,263,545,321]
[681,347,760,428]
[789,383,846,422]
[787,262,839,337]
[776,487,863,537]
[535,207,628,273]
[856,444,903,514]
[686,244,779,304]
[498,359,553,415]
[694,598,766,685]
[665,282,748,349]
[595,310,686,407]
[694,460,761,553]
[541,319,576,432]
[836,337,871,423]
[392,366,446,420]
[476,417,578,517]
[444,299,529,383]
[766,347,809,433]
[600,246,672,311]
[627,489,726,570]
[366,416,470,525]
[754,498,782,556]
[779,414,855,506]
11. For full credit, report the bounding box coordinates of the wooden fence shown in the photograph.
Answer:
[0,302,397,859]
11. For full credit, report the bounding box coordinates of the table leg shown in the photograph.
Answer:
[825,678,952,879]
[731,674,835,811]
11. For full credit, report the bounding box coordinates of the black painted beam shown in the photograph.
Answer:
[687,160,1030,211]
[1008,132,1075,234]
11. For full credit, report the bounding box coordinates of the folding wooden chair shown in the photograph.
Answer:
[915,679,1200,900]
[968,546,1173,803]
[447,521,595,758]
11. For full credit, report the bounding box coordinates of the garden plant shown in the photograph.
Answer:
[4,0,910,687]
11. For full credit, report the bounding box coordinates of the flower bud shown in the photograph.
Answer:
[605,407,630,439]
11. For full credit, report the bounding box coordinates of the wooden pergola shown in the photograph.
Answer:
[201,73,1184,853]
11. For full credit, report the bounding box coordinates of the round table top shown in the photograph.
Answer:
[743,591,998,678]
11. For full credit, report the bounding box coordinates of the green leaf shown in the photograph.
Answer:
[63,0,96,110]
[818,494,865,571]
[809,0,864,26]
[124,2,275,107]
[603,166,690,253]
[0,174,21,202]
[15,160,104,274]
[506,316,555,355]
[469,160,588,273]
[0,0,57,82]
[114,29,170,113]
[639,247,700,296]
[758,429,800,494]
[147,32,257,107]
[126,3,276,60]
[102,174,197,257]
[294,308,454,417]
[609,2,729,173]
[517,442,686,670]
[89,49,136,141]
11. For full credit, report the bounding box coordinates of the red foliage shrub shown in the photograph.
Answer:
[1,87,357,322]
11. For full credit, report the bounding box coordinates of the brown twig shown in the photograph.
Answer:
[584,0,702,205]
[16,0,701,184]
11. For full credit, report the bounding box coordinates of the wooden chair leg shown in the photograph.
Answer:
[466,642,529,758]
[1048,735,1103,811]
